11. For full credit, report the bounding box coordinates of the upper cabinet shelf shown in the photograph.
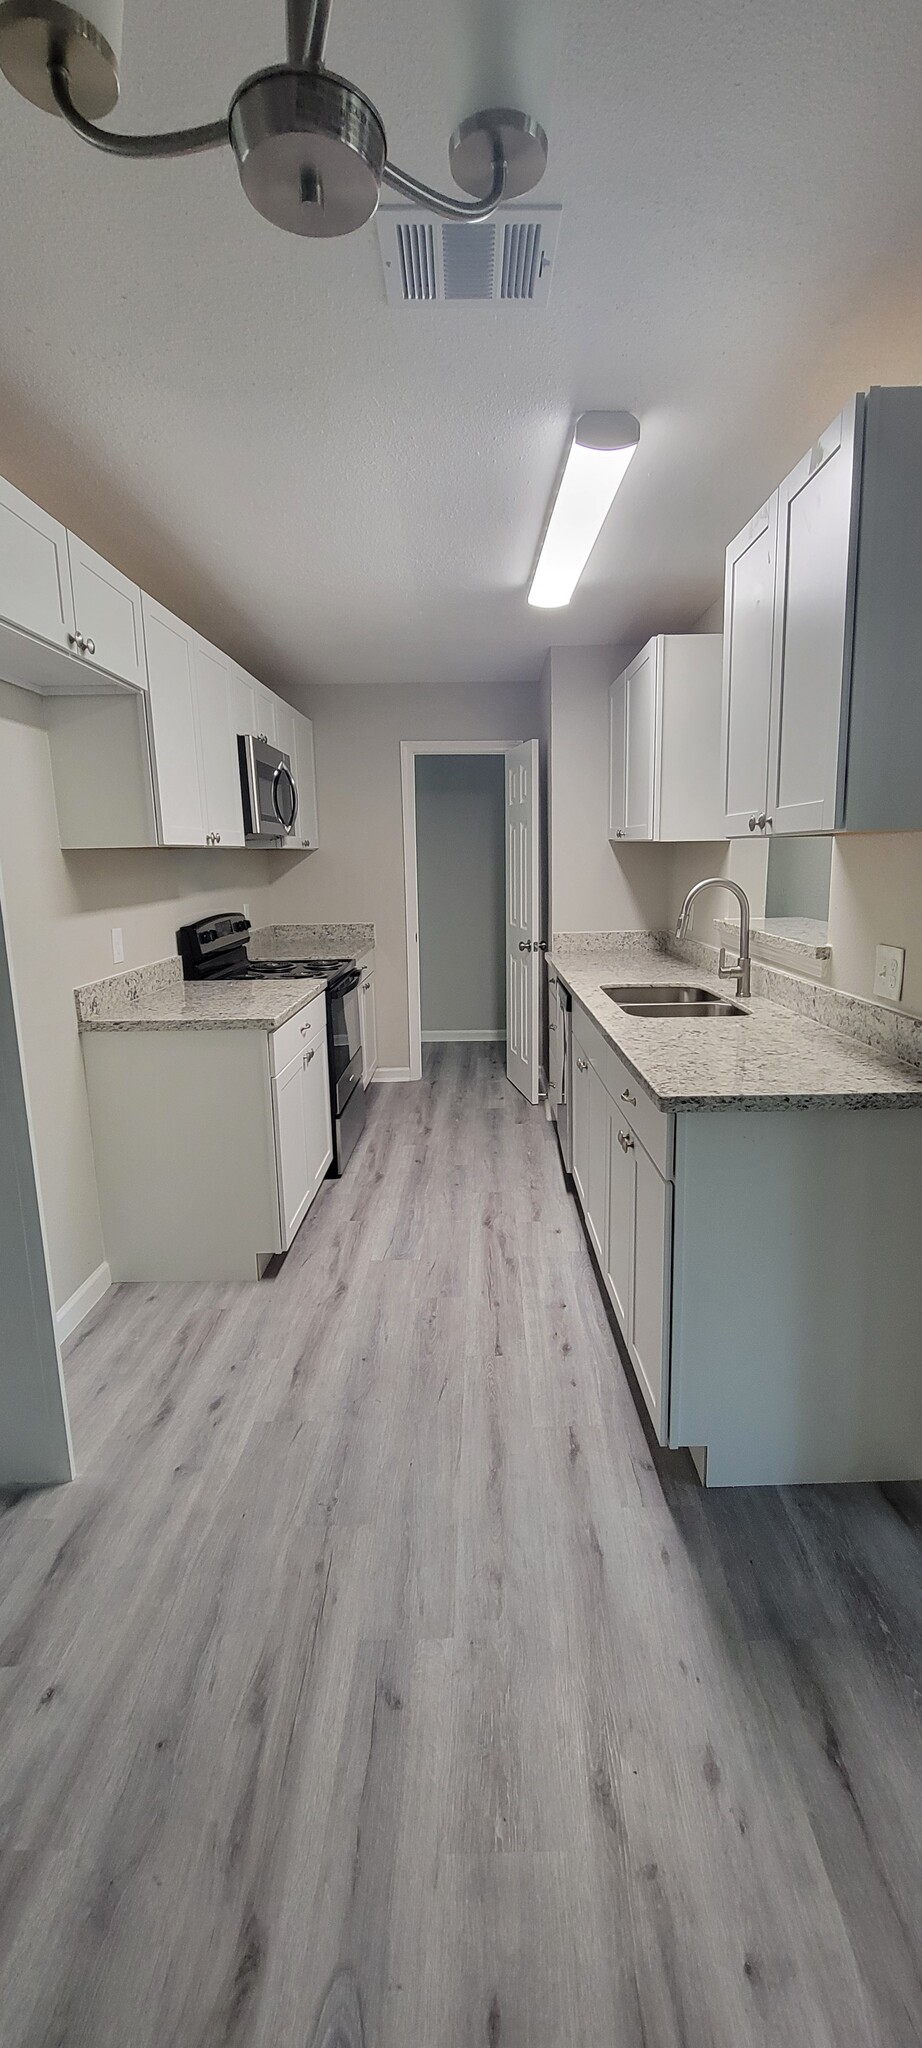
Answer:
[609,634,723,843]
[722,386,922,837]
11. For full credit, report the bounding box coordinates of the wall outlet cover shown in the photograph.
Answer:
[873,942,904,1002]
[242,902,250,921]
[111,927,124,965]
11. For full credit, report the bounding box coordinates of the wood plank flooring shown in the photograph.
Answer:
[1,1042,921,2047]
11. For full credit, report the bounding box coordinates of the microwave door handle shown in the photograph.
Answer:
[272,762,298,834]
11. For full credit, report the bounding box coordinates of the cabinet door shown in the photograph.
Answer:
[767,398,862,834]
[272,1050,313,1250]
[630,1137,673,1442]
[605,1112,634,1335]
[0,475,75,651]
[235,667,277,744]
[623,639,658,839]
[142,598,206,846]
[192,639,245,846]
[293,709,319,849]
[67,536,146,689]
[608,670,627,839]
[585,1064,609,1266]
[359,968,378,1087]
[721,501,776,835]
[273,694,297,766]
[571,1036,591,1211]
[303,1036,333,1201]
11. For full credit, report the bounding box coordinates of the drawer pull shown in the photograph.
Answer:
[620,1088,636,1106]
[304,1047,315,1066]
[576,1055,588,1072]
[617,1129,634,1153]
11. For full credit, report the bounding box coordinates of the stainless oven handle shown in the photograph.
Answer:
[272,762,298,835]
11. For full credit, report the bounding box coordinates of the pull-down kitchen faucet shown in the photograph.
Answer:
[675,878,752,999]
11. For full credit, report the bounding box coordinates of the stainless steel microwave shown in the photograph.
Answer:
[238,733,299,846]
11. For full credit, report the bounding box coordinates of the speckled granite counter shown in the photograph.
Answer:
[249,922,374,958]
[550,947,922,1112]
[76,957,326,1033]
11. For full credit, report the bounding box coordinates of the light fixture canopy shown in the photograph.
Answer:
[528,411,641,609]
[0,0,549,238]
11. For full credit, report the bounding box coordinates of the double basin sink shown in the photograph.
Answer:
[602,983,747,1020]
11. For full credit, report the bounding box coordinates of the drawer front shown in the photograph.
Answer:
[270,992,327,1078]
[572,999,673,1178]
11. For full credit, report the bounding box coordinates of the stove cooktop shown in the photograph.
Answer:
[236,956,353,981]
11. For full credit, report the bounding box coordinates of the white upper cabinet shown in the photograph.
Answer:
[235,665,278,745]
[273,695,297,766]
[722,387,922,836]
[66,535,146,691]
[191,639,245,847]
[0,475,75,654]
[721,500,777,835]
[610,635,723,843]
[143,598,206,846]
[608,668,627,839]
[292,709,319,849]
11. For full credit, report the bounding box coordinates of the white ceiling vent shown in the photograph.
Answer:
[377,206,561,306]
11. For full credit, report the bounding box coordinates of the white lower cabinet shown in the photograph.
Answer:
[81,994,333,1282]
[358,961,378,1086]
[629,1136,673,1438]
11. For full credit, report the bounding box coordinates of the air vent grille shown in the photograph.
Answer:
[377,205,561,306]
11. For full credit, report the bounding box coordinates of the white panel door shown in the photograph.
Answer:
[630,1137,673,1442]
[273,1051,312,1249]
[623,640,658,839]
[293,708,319,849]
[192,639,245,846]
[767,398,862,834]
[608,670,627,839]
[505,739,540,1104]
[235,668,277,744]
[722,499,776,835]
[273,695,297,766]
[67,536,146,689]
[605,1109,634,1335]
[359,967,378,1087]
[142,596,206,846]
[303,1036,333,1201]
[571,1034,591,1211]
[0,474,76,652]
[585,1063,609,1267]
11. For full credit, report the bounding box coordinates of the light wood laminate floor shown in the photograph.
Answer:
[1,1044,921,2047]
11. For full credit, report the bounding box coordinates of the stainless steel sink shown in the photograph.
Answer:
[601,983,747,1020]
[602,984,719,1005]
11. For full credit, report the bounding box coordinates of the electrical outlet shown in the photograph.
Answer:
[242,902,250,921]
[873,943,904,1002]
[111,927,124,965]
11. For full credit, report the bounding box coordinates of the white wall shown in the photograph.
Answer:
[548,645,674,939]
[827,835,922,1014]
[416,754,505,1037]
[264,679,541,1070]
[0,680,280,1312]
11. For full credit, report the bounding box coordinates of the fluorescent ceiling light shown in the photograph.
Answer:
[528,411,640,608]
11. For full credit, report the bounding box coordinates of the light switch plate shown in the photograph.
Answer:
[111,926,124,964]
[873,943,904,1001]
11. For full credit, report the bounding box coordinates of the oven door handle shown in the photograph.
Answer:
[272,762,298,835]
[335,969,362,995]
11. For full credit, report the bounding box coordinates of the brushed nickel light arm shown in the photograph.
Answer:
[49,60,228,157]
[0,0,548,236]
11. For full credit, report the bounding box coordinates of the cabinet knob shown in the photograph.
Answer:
[617,1129,634,1153]
[85,636,95,656]
[620,1088,636,1106]
[304,1047,315,1065]
[215,832,221,843]
[748,815,758,832]
[576,1055,588,1072]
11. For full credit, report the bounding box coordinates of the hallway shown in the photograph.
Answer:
[0,1045,920,2046]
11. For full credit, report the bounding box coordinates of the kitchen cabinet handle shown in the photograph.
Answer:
[748,815,758,832]
[620,1088,636,1106]
[617,1129,634,1153]
[576,1055,588,1072]
[84,636,95,656]
[304,1047,315,1066]
[68,630,89,654]
[363,979,371,991]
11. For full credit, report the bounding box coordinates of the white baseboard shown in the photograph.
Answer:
[56,1260,111,1344]
[421,1029,507,1043]
[374,1066,413,1083]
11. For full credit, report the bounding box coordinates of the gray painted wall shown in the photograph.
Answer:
[415,754,506,1037]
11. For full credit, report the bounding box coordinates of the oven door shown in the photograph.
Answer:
[238,735,299,846]
[328,970,363,1115]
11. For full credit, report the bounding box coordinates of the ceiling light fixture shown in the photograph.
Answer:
[0,0,549,237]
[528,412,641,608]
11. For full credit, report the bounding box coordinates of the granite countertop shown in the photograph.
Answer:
[76,957,327,1033]
[550,947,922,1112]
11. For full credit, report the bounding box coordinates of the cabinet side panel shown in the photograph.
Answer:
[83,1030,280,1281]
[659,636,724,840]
[844,386,922,830]
[672,1107,922,1485]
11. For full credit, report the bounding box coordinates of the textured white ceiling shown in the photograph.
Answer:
[1,0,922,688]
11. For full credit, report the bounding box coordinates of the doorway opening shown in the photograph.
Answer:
[400,739,541,1100]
